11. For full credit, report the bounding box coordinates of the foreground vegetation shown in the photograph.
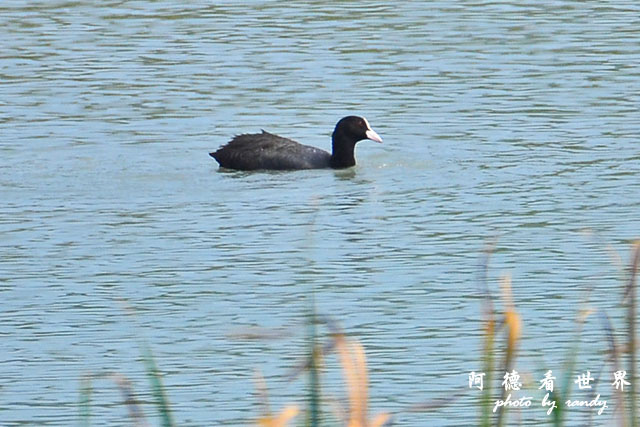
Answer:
[79,242,639,426]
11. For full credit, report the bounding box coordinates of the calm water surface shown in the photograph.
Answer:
[1,1,640,425]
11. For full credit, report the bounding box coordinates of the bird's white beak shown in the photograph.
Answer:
[365,128,383,143]
[362,117,382,143]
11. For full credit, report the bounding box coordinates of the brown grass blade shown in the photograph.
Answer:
[496,275,522,427]
[109,373,150,427]
[334,334,366,426]
[254,369,271,416]
[332,332,392,427]
[257,406,299,427]
[253,369,298,427]
[370,412,393,427]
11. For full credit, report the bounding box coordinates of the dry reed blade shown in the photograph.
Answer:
[254,369,299,427]
[501,276,522,365]
[334,334,365,425]
[332,332,391,427]
[109,373,150,427]
[257,406,300,427]
[254,369,272,416]
[369,412,393,427]
[496,274,522,427]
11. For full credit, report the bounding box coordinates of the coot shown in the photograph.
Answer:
[209,116,382,170]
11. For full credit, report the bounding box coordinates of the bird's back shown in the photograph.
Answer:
[210,131,331,170]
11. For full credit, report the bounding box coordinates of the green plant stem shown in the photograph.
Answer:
[79,375,92,427]
[306,294,321,427]
[481,320,494,427]
[628,244,640,427]
[140,343,175,427]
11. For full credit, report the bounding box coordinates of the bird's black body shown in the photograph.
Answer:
[211,131,332,170]
[209,116,382,171]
